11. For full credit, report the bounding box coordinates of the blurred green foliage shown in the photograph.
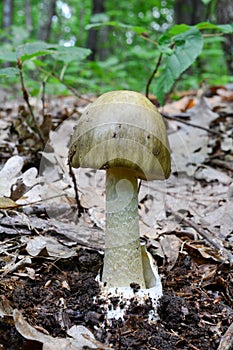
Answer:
[0,1,232,104]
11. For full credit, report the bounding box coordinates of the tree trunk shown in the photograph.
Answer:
[216,0,233,74]
[25,0,32,34]
[86,0,105,61]
[2,0,14,29]
[38,0,57,41]
[174,0,206,25]
[1,0,13,66]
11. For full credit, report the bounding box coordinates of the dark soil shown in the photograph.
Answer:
[0,240,232,350]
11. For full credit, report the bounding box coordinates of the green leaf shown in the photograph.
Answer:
[16,42,91,64]
[0,67,19,78]
[86,21,149,35]
[90,13,109,23]
[154,27,203,105]
[16,42,56,61]
[201,0,212,4]
[52,46,91,64]
[159,25,193,55]
[196,22,233,33]
[0,50,18,62]
[216,24,233,33]
[167,24,191,36]
[158,33,173,54]
[11,26,29,46]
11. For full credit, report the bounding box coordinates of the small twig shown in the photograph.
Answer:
[140,32,158,46]
[68,161,84,219]
[171,329,200,350]
[36,65,93,102]
[208,159,233,173]
[0,194,68,211]
[82,333,112,350]
[202,33,225,38]
[171,210,233,264]
[41,81,46,118]
[145,52,163,98]
[162,113,222,135]
[50,72,93,102]
[17,58,45,146]
[138,180,142,194]
[217,322,233,350]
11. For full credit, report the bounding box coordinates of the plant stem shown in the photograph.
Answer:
[145,52,163,99]
[68,161,84,221]
[102,168,146,288]
[17,58,45,146]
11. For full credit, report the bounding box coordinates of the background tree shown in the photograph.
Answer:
[25,0,32,35]
[216,0,233,74]
[2,0,14,29]
[1,0,14,67]
[38,0,57,41]
[86,0,106,61]
[174,0,206,24]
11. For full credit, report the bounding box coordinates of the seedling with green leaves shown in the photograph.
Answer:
[0,22,232,104]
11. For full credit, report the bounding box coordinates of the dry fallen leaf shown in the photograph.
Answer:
[25,236,76,259]
[0,155,24,196]
[195,165,232,184]
[0,197,18,209]
[0,295,13,317]
[159,234,181,270]
[2,256,32,276]
[13,309,111,350]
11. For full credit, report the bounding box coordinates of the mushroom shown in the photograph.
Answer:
[69,90,170,291]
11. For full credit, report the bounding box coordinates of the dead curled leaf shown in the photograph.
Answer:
[184,242,225,262]
[0,295,13,317]
[0,196,18,209]
[0,155,24,197]
[159,234,181,270]
[25,236,76,259]
[13,309,112,350]
[2,256,32,276]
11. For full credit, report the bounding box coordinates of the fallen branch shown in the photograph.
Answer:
[41,81,46,119]
[171,210,233,264]
[171,329,200,350]
[217,322,233,350]
[0,214,104,249]
[68,161,84,220]
[50,72,93,102]
[209,159,233,173]
[162,113,221,136]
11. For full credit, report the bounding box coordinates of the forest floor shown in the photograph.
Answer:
[0,86,232,350]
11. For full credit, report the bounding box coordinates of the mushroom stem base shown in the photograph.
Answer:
[96,245,163,321]
[102,167,145,288]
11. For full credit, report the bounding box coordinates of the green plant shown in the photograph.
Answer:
[0,39,91,96]
[86,21,233,103]
[0,22,232,104]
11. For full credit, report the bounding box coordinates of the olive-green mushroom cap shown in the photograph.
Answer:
[69,90,171,181]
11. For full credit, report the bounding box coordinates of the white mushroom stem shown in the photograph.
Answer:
[102,167,146,288]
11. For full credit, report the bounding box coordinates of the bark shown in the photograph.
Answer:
[174,0,206,25]
[174,0,233,74]
[86,0,106,61]
[1,0,13,66]
[25,0,32,34]
[216,0,233,74]
[38,0,57,41]
[2,0,14,29]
